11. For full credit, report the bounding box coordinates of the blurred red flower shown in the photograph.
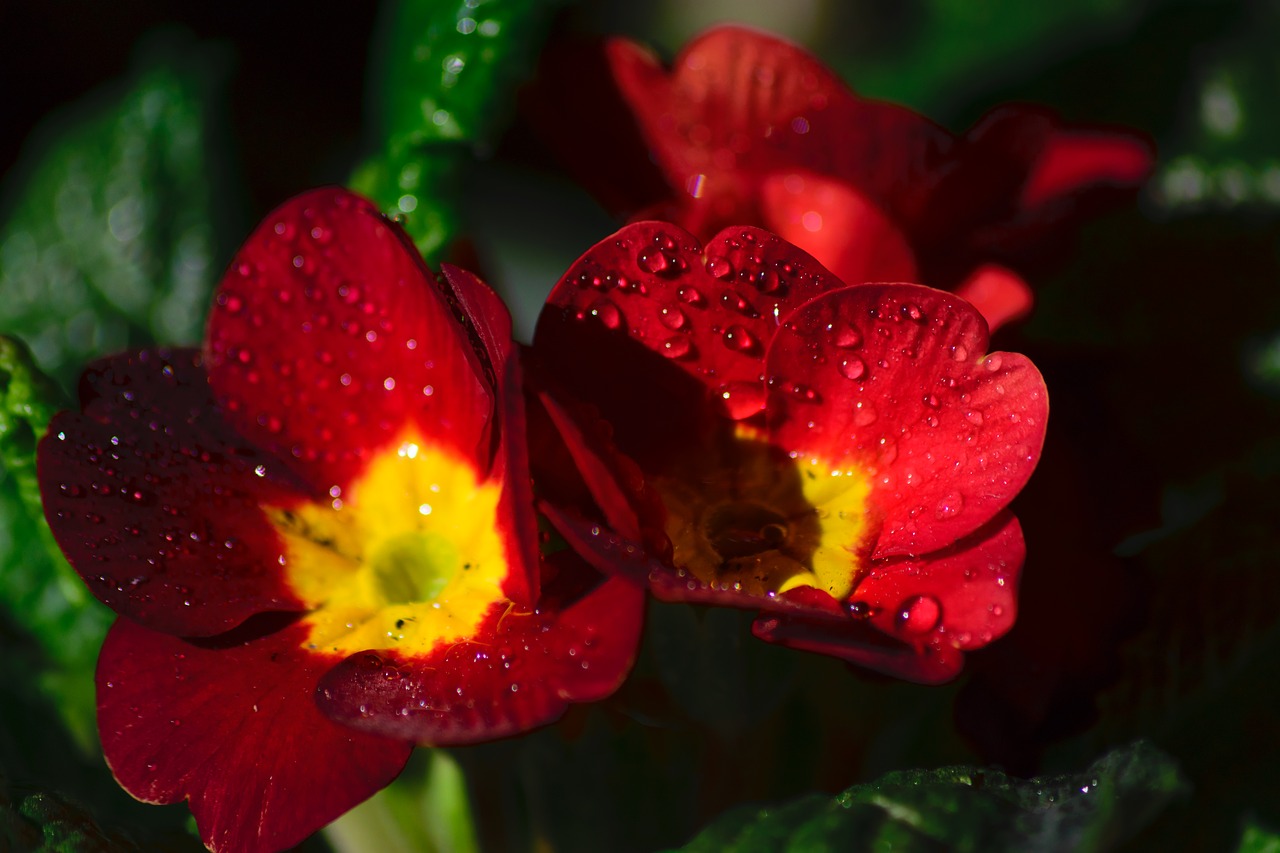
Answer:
[37,189,643,853]
[534,222,1046,683]
[531,25,1152,330]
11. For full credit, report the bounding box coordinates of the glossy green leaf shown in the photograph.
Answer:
[0,46,222,390]
[0,337,110,751]
[673,741,1186,853]
[352,0,566,260]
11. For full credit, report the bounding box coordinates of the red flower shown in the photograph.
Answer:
[37,189,643,853]
[530,25,1153,330]
[533,222,1046,683]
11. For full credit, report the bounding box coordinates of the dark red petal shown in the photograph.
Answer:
[438,265,539,608]
[316,557,644,745]
[38,349,307,636]
[754,512,1023,684]
[536,221,843,434]
[759,171,918,285]
[765,284,1047,558]
[98,618,412,853]
[1020,129,1155,210]
[205,188,492,491]
[953,264,1034,333]
[752,610,962,684]
[609,26,949,212]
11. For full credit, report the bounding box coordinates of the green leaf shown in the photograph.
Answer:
[324,750,479,853]
[0,337,110,752]
[352,0,567,260]
[0,36,225,391]
[671,741,1187,853]
[1238,818,1280,853]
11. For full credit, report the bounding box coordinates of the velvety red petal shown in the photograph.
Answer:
[38,349,307,636]
[205,188,492,491]
[755,513,1022,683]
[764,284,1047,558]
[953,264,1034,333]
[438,265,539,608]
[759,171,918,285]
[535,221,842,438]
[609,26,949,216]
[1020,129,1155,211]
[315,556,644,745]
[98,617,412,853]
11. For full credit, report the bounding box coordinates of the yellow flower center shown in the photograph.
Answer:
[654,427,870,598]
[267,431,509,656]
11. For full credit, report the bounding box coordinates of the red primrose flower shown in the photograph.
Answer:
[37,189,643,853]
[531,25,1153,330]
[533,222,1046,683]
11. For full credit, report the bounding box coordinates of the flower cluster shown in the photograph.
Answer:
[33,23,1145,853]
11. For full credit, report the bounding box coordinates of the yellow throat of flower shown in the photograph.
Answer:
[654,426,870,599]
[267,431,509,657]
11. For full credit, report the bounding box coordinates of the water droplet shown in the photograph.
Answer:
[897,594,941,634]
[984,354,1003,372]
[716,381,766,419]
[902,302,924,322]
[722,324,759,353]
[706,256,733,279]
[965,410,984,426]
[952,344,969,361]
[839,357,866,380]
[659,307,687,330]
[845,600,874,618]
[753,268,782,293]
[59,483,84,498]
[853,404,878,426]
[786,383,821,403]
[935,493,964,519]
[637,250,670,274]
[721,290,758,317]
[589,299,622,329]
[661,337,693,359]
[923,394,940,408]
[678,286,705,307]
[832,325,862,348]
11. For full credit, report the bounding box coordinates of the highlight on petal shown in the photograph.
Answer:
[38,349,308,637]
[205,187,492,491]
[754,513,1024,684]
[764,284,1047,558]
[953,264,1035,334]
[1020,129,1156,211]
[97,618,412,853]
[316,556,644,745]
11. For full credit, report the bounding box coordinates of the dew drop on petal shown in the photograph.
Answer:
[659,307,688,330]
[839,357,866,380]
[722,324,759,353]
[832,325,862,349]
[984,353,1003,372]
[965,410,985,426]
[706,256,734,279]
[934,492,964,519]
[716,381,767,419]
[660,336,694,359]
[678,286,706,307]
[637,250,670,274]
[897,594,941,635]
[589,299,622,330]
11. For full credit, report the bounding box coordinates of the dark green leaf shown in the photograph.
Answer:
[1238,818,1280,853]
[671,741,1186,853]
[0,40,224,390]
[0,337,110,751]
[353,0,567,260]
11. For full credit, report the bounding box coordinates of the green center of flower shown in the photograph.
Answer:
[368,531,460,605]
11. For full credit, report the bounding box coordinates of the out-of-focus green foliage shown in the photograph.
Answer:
[351,0,567,261]
[1238,819,1280,853]
[0,337,108,752]
[672,741,1186,853]
[325,750,479,853]
[0,52,222,391]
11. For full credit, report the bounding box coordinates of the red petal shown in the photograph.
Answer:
[438,264,539,608]
[953,264,1034,332]
[315,557,644,745]
[1020,129,1155,211]
[205,188,492,491]
[609,26,948,214]
[38,350,306,636]
[765,284,1047,558]
[536,221,842,435]
[754,513,1022,683]
[760,171,918,285]
[98,618,412,853]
